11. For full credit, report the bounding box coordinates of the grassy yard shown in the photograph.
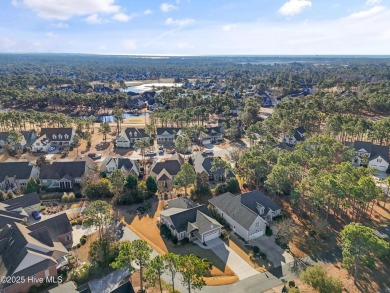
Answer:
[117,200,238,286]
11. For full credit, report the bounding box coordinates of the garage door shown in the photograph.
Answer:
[204,230,220,242]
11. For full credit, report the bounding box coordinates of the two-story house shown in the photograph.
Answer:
[116,128,151,148]
[0,162,40,192]
[345,141,389,172]
[31,128,75,152]
[149,153,183,192]
[156,128,180,144]
[192,153,235,182]
[209,190,281,241]
[100,156,140,177]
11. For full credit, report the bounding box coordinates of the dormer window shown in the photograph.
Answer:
[64,134,69,139]
[256,203,265,215]
[52,134,57,139]
[59,134,63,139]
[134,132,138,136]
[377,158,382,163]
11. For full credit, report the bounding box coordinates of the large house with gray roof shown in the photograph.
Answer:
[209,190,281,241]
[0,162,40,192]
[0,131,37,152]
[116,127,151,148]
[193,153,235,182]
[31,128,74,152]
[101,156,140,177]
[156,127,180,144]
[282,126,305,146]
[160,197,222,243]
[345,141,389,172]
[0,213,72,293]
[149,153,183,192]
[39,160,90,190]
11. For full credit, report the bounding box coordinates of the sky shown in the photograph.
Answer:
[0,0,390,55]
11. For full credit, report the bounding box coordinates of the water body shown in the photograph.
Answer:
[120,87,143,93]
[82,112,150,123]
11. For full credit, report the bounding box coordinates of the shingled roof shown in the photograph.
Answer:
[209,190,281,229]
[0,161,35,182]
[150,153,183,177]
[40,128,73,142]
[39,161,87,180]
[345,141,389,163]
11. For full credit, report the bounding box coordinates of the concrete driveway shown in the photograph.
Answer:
[250,235,294,268]
[204,239,259,280]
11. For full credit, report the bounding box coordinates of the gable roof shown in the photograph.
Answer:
[0,161,35,182]
[0,222,68,289]
[167,197,197,209]
[345,141,389,163]
[151,154,183,177]
[161,205,210,233]
[293,127,305,142]
[209,190,281,230]
[156,127,180,136]
[0,131,36,146]
[28,213,72,239]
[2,192,40,209]
[192,153,234,178]
[40,128,73,142]
[39,161,87,180]
[121,128,150,141]
[189,211,222,235]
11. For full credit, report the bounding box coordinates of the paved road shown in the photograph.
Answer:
[121,226,343,293]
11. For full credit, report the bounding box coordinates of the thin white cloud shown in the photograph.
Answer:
[112,13,130,22]
[50,22,69,29]
[85,14,102,24]
[144,9,153,15]
[222,24,237,32]
[278,0,312,16]
[347,5,386,19]
[177,42,193,49]
[121,39,137,51]
[366,0,382,5]
[13,0,122,20]
[45,31,57,37]
[160,3,178,13]
[166,18,193,26]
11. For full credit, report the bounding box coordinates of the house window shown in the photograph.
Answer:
[65,235,71,241]
[52,134,57,139]
[377,158,382,163]
[58,134,63,139]
[255,222,259,228]
[64,134,69,139]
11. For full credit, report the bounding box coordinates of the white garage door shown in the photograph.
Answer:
[204,230,220,242]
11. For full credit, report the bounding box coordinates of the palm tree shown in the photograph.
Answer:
[98,122,111,141]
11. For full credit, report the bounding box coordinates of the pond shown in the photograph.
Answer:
[82,112,150,123]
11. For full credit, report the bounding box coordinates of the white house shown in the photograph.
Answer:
[156,128,179,144]
[101,156,140,177]
[159,197,222,243]
[0,162,40,192]
[116,128,151,148]
[282,127,305,146]
[0,131,37,151]
[346,141,389,172]
[209,190,281,241]
[31,128,74,152]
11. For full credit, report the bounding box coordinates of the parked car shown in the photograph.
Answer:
[145,151,157,156]
[159,149,164,155]
[203,149,213,154]
[158,145,164,150]
[32,211,41,220]
[48,146,56,152]
[88,153,102,160]
[168,149,176,154]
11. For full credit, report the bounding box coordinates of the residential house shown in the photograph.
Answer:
[0,192,41,217]
[116,128,151,148]
[198,127,223,145]
[156,127,180,144]
[282,126,305,146]
[28,213,73,247]
[39,160,90,190]
[101,156,140,177]
[0,131,37,152]
[345,141,389,172]
[160,197,222,243]
[88,270,135,293]
[0,220,70,293]
[31,128,75,152]
[193,153,235,182]
[0,162,40,192]
[209,190,281,241]
[149,153,183,192]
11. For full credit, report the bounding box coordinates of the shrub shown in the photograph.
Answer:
[227,178,240,193]
[252,246,260,254]
[80,236,87,245]
[266,226,273,236]
[309,230,316,237]
[40,205,46,211]
[289,280,296,288]
[214,183,228,195]
[76,243,81,248]
[171,237,178,245]
[259,252,267,259]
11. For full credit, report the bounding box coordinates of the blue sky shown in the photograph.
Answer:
[0,0,389,55]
